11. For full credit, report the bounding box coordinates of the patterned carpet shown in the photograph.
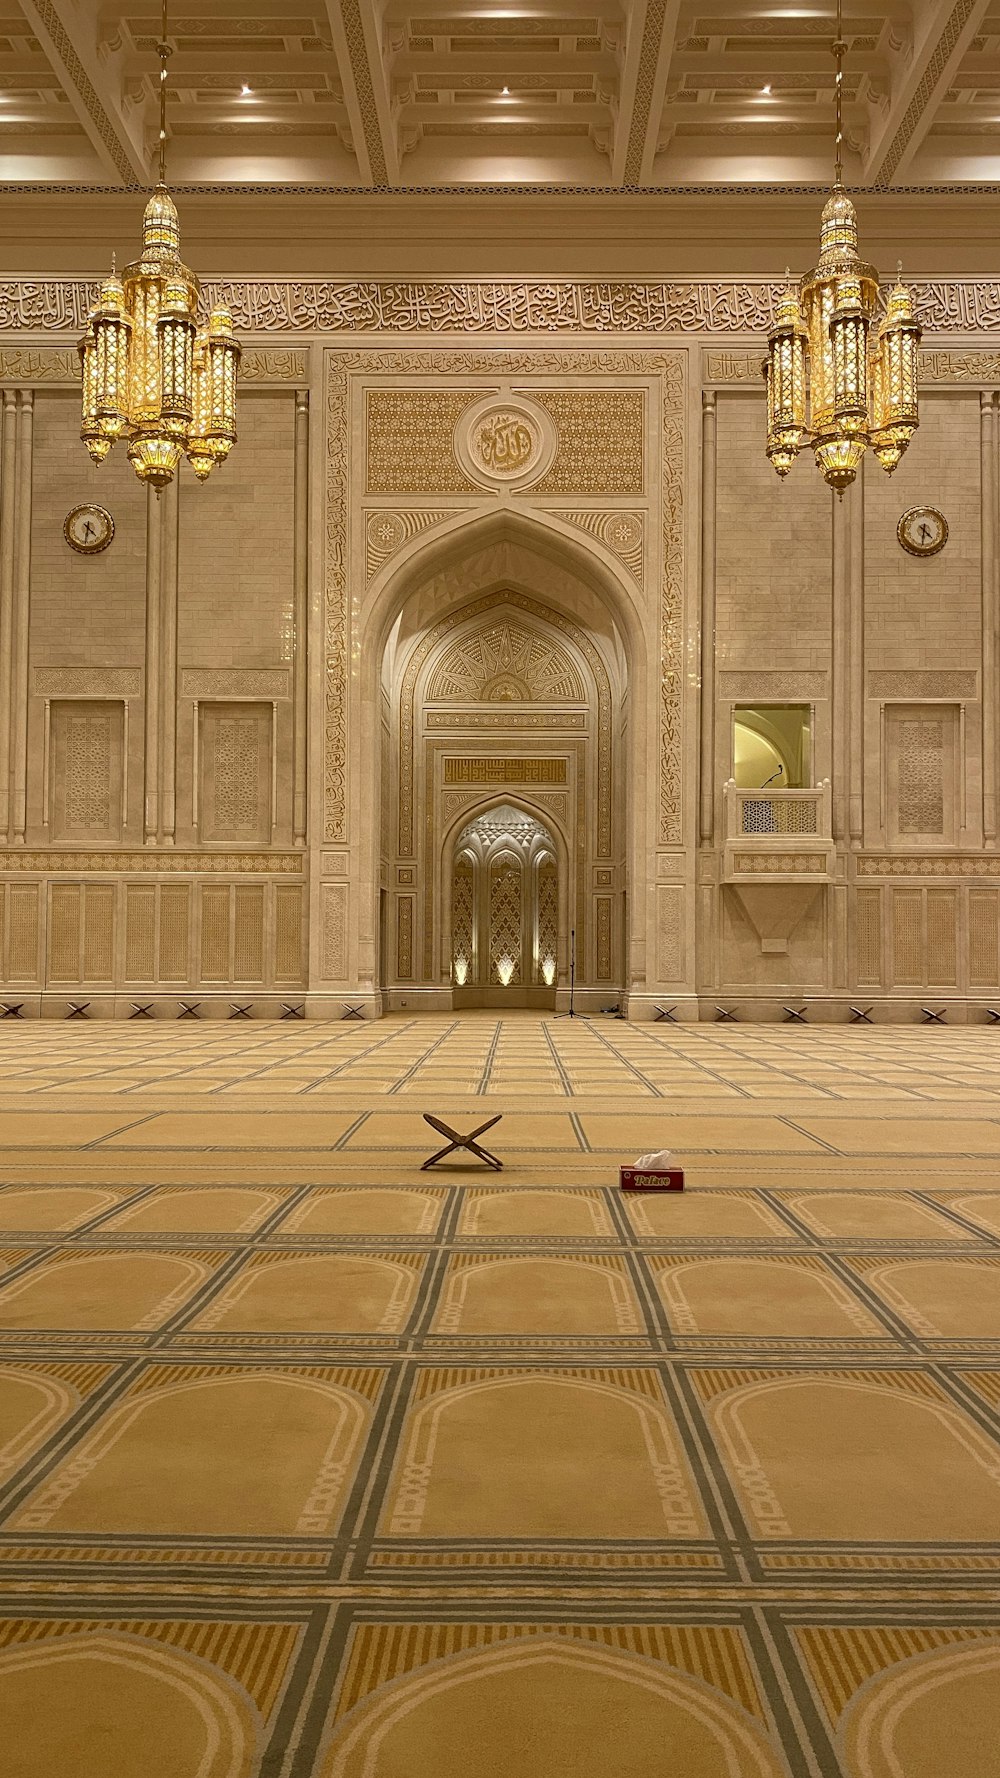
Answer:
[1,1014,998,1777]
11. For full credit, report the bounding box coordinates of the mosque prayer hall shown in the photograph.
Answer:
[1,2,1000,1775]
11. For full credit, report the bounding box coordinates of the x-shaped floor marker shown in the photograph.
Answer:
[421,1112,504,1171]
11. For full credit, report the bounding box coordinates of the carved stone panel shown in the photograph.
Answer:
[321,882,349,982]
[969,890,1000,987]
[366,390,484,494]
[49,701,123,844]
[656,884,685,983]
[47,882,115,985]
[869,671,976,700]
[885,705,958,847]
[855,888,883,988]
[1,883,40,984]
[199,703,273,845]
[530,390,645,495]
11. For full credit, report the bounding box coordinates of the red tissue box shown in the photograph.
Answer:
[619,1167,684,1191]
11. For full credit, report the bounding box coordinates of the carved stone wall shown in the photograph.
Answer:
[706,355,1000,1011]
[3,281,1000,1015]
[0,360,307,1008]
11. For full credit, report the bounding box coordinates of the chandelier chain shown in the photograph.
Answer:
[157,0,171,186]
[832,0,845,186]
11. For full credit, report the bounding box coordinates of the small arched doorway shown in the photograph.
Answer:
[450,804,559,1008]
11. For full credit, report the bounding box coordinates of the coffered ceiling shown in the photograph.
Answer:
[1,0,997,190]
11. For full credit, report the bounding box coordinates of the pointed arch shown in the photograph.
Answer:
[358,510,635,1010]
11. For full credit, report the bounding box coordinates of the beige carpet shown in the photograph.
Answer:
[0,1014,998,1776]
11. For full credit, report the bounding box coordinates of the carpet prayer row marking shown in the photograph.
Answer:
[0,1018,997,1777]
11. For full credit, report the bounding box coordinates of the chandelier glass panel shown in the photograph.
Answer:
[79,1,240,492]
[764,0,920,494]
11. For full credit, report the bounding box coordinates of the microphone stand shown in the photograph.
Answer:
[553,927,579,1018]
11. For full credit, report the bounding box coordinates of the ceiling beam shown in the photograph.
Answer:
[168,108,351,131]
[324,0,399,186]
[612,0,683,185]
[864,0,992,185]
[18,0,149,183]
[392,52,620,78]
[394,103,607,127]
[664,103,865,129]
[671,48,889,78]
[124,55,343,82]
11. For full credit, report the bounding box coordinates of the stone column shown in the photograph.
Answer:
[0,391,17,840]
[848,466,865,846]
[982,390,997,845]
[159,473,179,843]
[293,387,309,846]
[699,391,717,845]
[10,391,33,843]
[143,487,162,843]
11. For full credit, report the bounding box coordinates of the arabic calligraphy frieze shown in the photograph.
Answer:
[6,278,1000,336]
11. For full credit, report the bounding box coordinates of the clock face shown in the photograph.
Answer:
[897,505,948,558]
[64,503,114,555]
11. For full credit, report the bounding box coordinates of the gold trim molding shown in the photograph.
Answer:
[4,279,1000,336]
[426,710,586,730]
[0,851,303,873]
[180,668,291,698]
[857,856,1000,876]
[704,347,1000,386]
[731,854,827,873]
[0,346,306,383]
[33,667,143,697]
[719,670,828,699]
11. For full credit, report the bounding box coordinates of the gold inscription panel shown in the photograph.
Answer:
[443,758,568,785]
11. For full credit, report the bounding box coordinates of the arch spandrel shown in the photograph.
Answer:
[362,509,645,678]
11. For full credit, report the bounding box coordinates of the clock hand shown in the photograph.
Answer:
[83,520,95,540]
[919,523,930,542]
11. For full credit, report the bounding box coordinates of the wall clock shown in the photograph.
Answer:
[897,505,948,558]
[64,503,115,555]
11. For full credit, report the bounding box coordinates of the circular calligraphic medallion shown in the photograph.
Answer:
[455,396,557,491]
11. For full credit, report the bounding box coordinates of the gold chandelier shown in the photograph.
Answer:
[79,1,240,492]
[764,0,921,495]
